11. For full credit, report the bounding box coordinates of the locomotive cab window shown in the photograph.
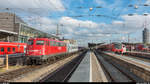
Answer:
[36,40,45,45]
[28,40,34,45]
[1,47,4,52]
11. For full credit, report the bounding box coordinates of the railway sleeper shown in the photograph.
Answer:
[101,53,144,82]
[100,51,150,82]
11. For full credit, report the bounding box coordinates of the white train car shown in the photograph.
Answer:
[67,43,78,53]
[63,39,78,53]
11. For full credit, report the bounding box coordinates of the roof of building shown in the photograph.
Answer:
[0,29,18,35]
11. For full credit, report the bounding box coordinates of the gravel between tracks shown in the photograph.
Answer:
[10,53,81,82]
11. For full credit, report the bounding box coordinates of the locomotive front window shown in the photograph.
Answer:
[114,44,122,49]
[36,40,45,45]
[28,40,34,45]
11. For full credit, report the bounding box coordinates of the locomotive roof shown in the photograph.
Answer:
[29,38,65,43]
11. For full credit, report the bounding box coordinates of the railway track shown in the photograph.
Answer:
[0,51,84,82]
[39,50,88,82]
[123,53,150,63]
[94,50,144,82]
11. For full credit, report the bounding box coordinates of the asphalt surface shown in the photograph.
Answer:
[68,51,90,82]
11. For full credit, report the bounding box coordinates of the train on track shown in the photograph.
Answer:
[98,43,126,53]
[0,42,27,57]
[26,38,79,64]
[112,43,126,53]
[0,37,80,65]
[135,44,149,51]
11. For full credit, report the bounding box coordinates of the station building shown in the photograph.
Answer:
[0,12,58,43]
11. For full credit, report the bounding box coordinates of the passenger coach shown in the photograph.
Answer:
[0,42,27,57]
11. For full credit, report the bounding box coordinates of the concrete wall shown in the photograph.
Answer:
[0,12,15,32]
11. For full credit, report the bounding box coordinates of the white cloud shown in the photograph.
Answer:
[59,16,99,29]
[24,16,102,40]
[146,0,150,4]
[0,0,65,15]
[95,0,106,6]
[23,13,150,44]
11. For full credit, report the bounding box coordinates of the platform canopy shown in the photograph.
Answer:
[0,29,18,35]
[0,29,18,41]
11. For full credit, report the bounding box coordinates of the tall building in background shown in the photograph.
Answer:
[143,28,149,44]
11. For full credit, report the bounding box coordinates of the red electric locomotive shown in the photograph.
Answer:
[0,42,27,57]
[26,38,67,64]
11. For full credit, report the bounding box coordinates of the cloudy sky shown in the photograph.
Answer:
[0,0,150,46]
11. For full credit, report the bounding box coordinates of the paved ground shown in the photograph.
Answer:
[91,52,107,82]
[69,51,107,82]
[68,51,90,82]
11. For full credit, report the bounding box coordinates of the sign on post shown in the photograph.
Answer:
[6,54,9,70]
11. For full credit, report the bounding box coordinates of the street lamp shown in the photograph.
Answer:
[89,7,93,11]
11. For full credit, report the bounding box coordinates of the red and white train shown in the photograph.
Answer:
[111,43,126,53]
[26,38,78,64]
[99,43,126,53]
[0,38,79,64]
[0,42,27,57]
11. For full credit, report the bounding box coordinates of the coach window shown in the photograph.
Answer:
[48,41,50,46]
[55,42,58,46]
[46,41,49,45]
[58,43,60,46]
[1,47,4,52]
[64,43,66,46]
[50,41,53,46]
[13,48,15,52]
[52,41,54,46]
[53,41,56,46]
[57,42,59,46]
[7,48,10,52]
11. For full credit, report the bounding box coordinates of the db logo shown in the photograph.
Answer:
[58,47,61,50]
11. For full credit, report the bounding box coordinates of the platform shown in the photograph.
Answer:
[104,52,150,69]
[103,51,150,81]
[68,51,90,82]
[69,51,107,82]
